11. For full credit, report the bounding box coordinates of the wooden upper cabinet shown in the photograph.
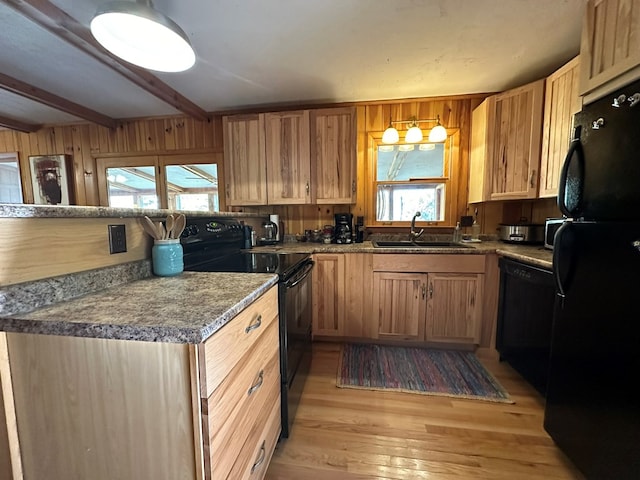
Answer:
[539,56,583,198]
[490,79,545,200]
[264,110,312,205]
[468,96,496,204]
[579,0,640,101]
[310,107,357,204]
[223,114,267,206]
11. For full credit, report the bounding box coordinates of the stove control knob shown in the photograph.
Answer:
[183,224,199,237]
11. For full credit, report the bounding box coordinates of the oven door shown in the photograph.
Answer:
[281,259,313,385]
[279,258,313,438]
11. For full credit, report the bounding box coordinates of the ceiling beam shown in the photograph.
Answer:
[0,72,118,129]
[0,114,42,133]
[5,0,210,122]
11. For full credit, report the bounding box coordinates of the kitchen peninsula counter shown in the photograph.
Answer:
[0,271,278,343]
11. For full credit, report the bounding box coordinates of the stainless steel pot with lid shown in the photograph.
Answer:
[498,223,545,244]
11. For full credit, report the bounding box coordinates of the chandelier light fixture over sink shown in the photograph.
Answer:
[90,0,196,72]
[382,115,448,144]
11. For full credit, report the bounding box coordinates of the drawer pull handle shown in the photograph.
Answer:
[245,315,262,334]
[251,440,266,474]
[248,370,264,396]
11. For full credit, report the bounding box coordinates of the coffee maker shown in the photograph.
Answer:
[334,213,353,244]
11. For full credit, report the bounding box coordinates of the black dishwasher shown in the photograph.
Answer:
[496,257,555,396]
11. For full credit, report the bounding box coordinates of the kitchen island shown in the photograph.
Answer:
[0,271,280,480]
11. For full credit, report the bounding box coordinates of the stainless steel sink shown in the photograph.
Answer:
[372,240,472,248]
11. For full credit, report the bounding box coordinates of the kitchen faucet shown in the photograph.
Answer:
[409,212,424,241]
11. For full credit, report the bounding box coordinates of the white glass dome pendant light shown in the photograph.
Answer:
[90,0,196,72]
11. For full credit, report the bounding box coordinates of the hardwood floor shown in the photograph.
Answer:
[265,342,584,480]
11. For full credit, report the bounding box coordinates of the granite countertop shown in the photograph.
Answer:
[0,272,278,344]
[0,203,263,219]
[252,240,553,269]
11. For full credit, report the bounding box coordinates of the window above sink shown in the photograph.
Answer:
[369,129,459,228]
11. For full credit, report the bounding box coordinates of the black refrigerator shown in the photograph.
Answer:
[544,78,640,479]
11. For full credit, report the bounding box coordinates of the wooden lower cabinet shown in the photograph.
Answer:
[0,286,281,480]
[198,285,281,480]
[372,254,485,345]
[312,253,487,346]
[426,272,484,344]
[312,253,373,338]
[373,272,427,342]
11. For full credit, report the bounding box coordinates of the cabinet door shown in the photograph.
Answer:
[264,110,312,204]
[490,79,545,200]
[373,272,427,342]
[579,0,640,98]
[311,107,357,204]
[312,254,345,336]
[468,96,496,203]
[343,253,374,338]
[539,56,582,198]
[426,273,484,344]
[223,114,267,206]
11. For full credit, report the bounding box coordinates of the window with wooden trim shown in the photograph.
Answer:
[96,152,222,211]
[370,131,459,226]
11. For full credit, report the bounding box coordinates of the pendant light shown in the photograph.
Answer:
[90,0,196,72]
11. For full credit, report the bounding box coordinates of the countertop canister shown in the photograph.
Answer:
[152,239,184,276]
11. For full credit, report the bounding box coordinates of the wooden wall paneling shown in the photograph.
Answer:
[0,130,17,151]
[0,332,24,480]
[163,118,177,150]
[76,124,99,206]
[353,106,367,220]
[0,217,152,286]
[364,104,386,132]
[7,333,197,480]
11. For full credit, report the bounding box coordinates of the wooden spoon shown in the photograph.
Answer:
[173,214,186,239]
[142,216,159,240]
[165,214,175,239]
[156,221,166,240]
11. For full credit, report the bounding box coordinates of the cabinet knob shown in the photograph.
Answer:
[352,180,356,193]
[530,170,536,188]
[422,284,426,299]
[305,182,310,195]
[429,283,433,299]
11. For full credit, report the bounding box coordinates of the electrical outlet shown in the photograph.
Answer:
[108,224,127,254]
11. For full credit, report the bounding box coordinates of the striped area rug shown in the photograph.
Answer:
[337,343,513,403]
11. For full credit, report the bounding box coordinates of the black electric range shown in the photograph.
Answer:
[181,216,313,439]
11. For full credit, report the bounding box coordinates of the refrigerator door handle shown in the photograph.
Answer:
[558,126,585,217]
[553,221,572,300]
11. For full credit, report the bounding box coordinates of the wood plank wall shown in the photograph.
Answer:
[0,96,561,239]
[0,116,223,206]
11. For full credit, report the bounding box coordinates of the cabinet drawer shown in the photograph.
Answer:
[207,349,280,480]
[199,286,278,398]
[207,320,279,437]
[227,393,281,480]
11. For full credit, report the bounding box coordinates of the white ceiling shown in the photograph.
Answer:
[0,0,586,127]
